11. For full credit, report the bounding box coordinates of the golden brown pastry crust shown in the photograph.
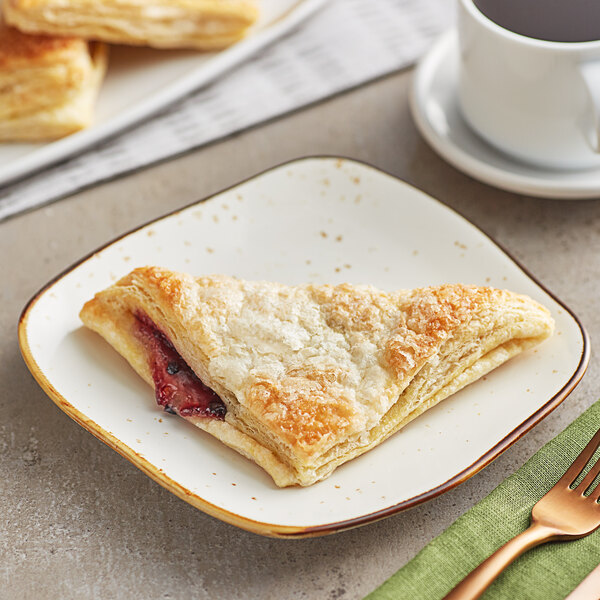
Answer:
[4,0,259,50]
[80,267,555,487]
[0,19,94,121]
[0,19,85,69]
[0,33,107,141]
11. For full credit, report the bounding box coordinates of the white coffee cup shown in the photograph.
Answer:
[457,0,600,170]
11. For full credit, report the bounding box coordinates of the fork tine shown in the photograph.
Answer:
[589,483,600,502]
[577,454,600,495]
[557,428,600,488]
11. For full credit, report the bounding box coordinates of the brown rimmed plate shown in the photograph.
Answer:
[19,157,589,538]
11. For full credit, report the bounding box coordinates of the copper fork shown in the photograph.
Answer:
[443,428,600,600]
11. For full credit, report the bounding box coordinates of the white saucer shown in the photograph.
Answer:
[410,31,600,199]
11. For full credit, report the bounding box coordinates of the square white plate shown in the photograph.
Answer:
[19,157,589,537]
[0,0,325,186]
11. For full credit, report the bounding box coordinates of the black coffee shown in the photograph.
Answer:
[473,0,600,43]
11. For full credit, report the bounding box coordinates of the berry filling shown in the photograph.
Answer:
[133,312,226,420]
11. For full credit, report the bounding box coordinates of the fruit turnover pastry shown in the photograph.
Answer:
[4,0,259,50]
[0,18,106,141]
[80,266,554,487]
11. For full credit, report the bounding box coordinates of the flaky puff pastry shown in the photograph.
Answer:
[0,20,107,141]
[0,20,87,119]
[4,0,259,50]
[80,267,554,487]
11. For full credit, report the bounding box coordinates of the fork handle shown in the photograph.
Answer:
[442,522,558,600]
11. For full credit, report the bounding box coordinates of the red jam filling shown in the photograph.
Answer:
[134,313,226,420]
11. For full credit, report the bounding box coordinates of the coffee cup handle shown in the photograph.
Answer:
[580,61,600,153]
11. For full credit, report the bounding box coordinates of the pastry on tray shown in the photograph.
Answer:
[4,0,259,50]
[0,19,107,141]
[80,266,554,487]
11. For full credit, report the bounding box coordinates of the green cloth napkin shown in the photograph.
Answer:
[365,401,600,600]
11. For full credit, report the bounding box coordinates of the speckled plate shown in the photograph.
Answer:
[19,157,589,538]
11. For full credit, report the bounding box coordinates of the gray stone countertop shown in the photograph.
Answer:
[2,69,599,599]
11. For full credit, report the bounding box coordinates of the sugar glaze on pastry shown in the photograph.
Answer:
[80,267,554,487]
